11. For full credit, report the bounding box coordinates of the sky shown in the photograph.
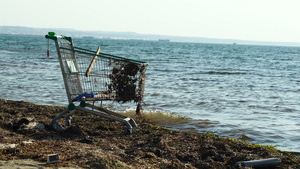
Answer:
[1,0,300,42]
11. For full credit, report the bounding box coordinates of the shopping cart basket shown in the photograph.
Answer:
[45,32,147,134]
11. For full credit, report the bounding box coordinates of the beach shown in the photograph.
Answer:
[1,34,300,152]
[0,99,300,168]
[0,159,79,169]
[2,35,300,152]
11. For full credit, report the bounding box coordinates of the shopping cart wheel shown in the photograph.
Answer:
[65,116,72,126]
[125,128,133,135]
[51,121,63,131]
[80,101,86,107]
[68,103,75,110]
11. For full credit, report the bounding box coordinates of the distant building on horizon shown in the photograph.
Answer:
[158,39,170,42]
[82,36,94,39]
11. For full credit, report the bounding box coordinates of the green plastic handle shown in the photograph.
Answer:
[45,32,72,42]
[48,32,56,36]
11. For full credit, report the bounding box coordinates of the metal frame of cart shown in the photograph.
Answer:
[45,32,147,134]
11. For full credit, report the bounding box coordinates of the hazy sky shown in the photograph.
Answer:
[1,0,300,42]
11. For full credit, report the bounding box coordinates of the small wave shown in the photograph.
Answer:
[206,71,247,75]
[0,49,19,54]
[196,102,206,105]
[239,134,255,141]
[121,109,191,126]
[192,119,220,127]
[150,93,160,96]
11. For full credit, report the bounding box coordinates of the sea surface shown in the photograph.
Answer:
[1,34,300,152]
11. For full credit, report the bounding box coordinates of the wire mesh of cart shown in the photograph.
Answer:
[45,32,147,134]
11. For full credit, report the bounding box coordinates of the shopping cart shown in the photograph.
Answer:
[45,32,147,134]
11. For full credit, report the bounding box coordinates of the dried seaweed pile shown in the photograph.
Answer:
[1,99,300,168]
[108,61,146,104]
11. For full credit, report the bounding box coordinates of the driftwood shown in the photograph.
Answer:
[85,46,101,77]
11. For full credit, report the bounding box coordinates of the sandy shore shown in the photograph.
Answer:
[0,159,44,169]
[0,159,81,169]
[0,99,300,168]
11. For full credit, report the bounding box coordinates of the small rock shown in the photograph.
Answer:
[22,141,33,144]
[0,144,17,149]
[17,118,30,125]
[24,122,45,130]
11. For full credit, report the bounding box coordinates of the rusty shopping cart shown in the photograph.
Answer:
[45,32,147,134]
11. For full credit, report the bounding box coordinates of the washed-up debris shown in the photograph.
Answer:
[0,144,17,149]
[108,61,146,103]
[22,141,33,144]
[236,158,281,168]
[8,118,44,131]
[47,154,60,164]
[24,122,45,130]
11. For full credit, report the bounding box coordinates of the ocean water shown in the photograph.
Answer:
[1,34,300,152]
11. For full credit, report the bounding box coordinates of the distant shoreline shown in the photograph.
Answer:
[1,26,300,47]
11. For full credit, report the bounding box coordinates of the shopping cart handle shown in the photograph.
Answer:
[85,46,101,77]
[45,32,72,42]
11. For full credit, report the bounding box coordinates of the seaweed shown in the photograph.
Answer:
[108,60,146,105]
[0,99,300,168]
